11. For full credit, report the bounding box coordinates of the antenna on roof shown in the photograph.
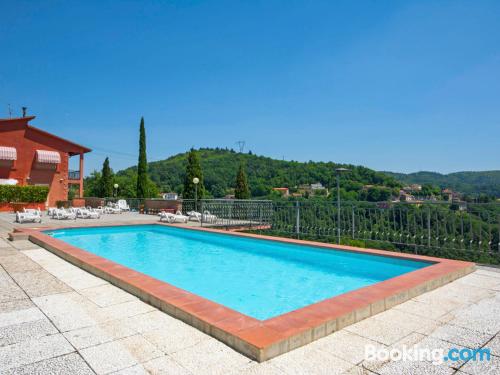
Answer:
[7,104,12,118]
[22,107,27,118]
[235,140,245,153]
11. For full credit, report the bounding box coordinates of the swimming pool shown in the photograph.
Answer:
[47,224,429,320]
[26,224,473,361]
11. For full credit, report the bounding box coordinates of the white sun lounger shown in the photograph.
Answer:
[159,210,189,223]
[16,208,42,224]
[202,210,217,223]
[52,208,77,220]
[105,205,121,214]
[76,208,101,219]
[187,211,202,222]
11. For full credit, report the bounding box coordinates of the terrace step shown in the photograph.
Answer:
[8,231,29,241]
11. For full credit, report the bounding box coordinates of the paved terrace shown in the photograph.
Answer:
[0,213,499,374]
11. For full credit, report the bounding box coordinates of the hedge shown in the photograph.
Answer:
[0,185,49,203]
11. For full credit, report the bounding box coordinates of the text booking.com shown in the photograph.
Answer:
[365,345,491,365]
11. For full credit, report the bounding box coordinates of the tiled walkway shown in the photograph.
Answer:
[0,216,499,374]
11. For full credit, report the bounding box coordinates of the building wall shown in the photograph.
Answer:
[0,120,70,207]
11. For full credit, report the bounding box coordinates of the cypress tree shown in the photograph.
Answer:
[136,117,148,198]
[183,148,205,199]
[100,157,113,197]
[235,163,250,199]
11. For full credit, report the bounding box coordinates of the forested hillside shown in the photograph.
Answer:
[116,148,401,199]
[384,171,500,197]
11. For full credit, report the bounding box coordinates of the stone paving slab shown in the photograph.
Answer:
[63,319,137,350]
[429,323,491,348]
[169,338,252,375]
[0,254,42,273]
[7,352,95,375]
[488,334,500,357]
[314,330,387,366]
[9,269,72,297]
[78,283,138,307]
[0,268,28,303]
[118,334,164,363]
[345,313,415,346]
[269,344,355,375]
[0,307,46,329]
[0,299,34,314]
[142,323,210,355]
[0,238,13,248]
[33,292,106,332]
[79,339,140,374]
[0,318,58,347]
[0,334,74,372]
[459,354,500,375]
[22,249,108,290]
[142,355,192,374]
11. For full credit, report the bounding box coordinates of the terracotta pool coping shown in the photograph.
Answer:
[15,223,475,362]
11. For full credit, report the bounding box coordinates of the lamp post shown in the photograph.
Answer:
[113,183,119,198]
[335,168,349,244]
[193,177,199,212]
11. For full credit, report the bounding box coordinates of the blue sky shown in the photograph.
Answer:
[1,0,499,175]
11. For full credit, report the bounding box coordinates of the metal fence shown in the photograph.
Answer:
[181,199,274,228]
[182,199,500,261]
[269,201,500,255]
[100,197,500,262]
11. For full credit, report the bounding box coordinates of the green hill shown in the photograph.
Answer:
[384,171,500,197]
[117,148,401,199]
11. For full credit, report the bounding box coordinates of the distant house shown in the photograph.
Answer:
[272,187,289,197]
[403,184,422,193]
[442,188,461,202]
[310,182,326,191]
[410,184,422,191]
[162,192,178,200]
[297,182,328,196]
[399,190,416,202]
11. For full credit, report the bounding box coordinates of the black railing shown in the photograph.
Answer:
[68,170,80,180]
[182,199,500,264]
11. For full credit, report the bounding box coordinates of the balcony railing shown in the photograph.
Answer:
[68,170,81,180]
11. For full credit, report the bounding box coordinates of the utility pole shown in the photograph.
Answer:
[235,141,245,153]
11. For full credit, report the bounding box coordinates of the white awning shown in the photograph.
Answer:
[36,150,61,164]
[0,178,18,185]
[0,146,17,161]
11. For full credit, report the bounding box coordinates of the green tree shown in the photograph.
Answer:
[183,149,205,199]
[136,117,148,198]
[83,171,101,197]
[99,157,113,197]
[235,164,250,199]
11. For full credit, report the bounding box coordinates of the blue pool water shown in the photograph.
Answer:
[46,225,430,320]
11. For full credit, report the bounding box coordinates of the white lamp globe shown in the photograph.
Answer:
[192,177,199,184]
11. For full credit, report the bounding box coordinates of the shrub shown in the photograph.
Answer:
[0,185,49,203]
[55,200,70,208]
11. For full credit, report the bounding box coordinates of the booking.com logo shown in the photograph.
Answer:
[365,345,491,365]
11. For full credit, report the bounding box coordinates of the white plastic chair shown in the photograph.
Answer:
[117,200,130,212]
